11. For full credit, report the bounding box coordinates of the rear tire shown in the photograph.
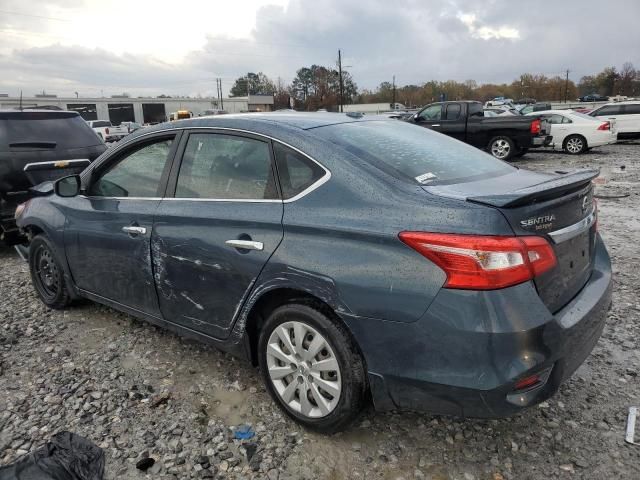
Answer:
[29,235,72,309]
[488,136,516,160]
[563,135,587,154]
[258,303,367,433]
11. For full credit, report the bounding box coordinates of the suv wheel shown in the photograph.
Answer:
[258,303,367,433]
[29,235,72,309]
[564,135,587,154]
[489,136,515,160]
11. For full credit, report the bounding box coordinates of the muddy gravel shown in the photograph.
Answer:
[1,142,639,480]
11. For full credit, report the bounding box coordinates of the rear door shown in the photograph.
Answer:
[64,133,179,315]
[437,103,466,141]
[152,130,284,339]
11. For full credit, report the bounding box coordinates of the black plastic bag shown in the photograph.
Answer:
[0,432,104,480]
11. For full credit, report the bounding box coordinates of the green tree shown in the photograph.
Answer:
[229,72,276,96]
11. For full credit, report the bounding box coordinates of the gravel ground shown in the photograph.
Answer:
[1,142,639,480]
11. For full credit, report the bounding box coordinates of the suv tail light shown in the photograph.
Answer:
[530,118,541,135]
[105,127,110,134]
[597,122,610,131]
[399,232,557,290]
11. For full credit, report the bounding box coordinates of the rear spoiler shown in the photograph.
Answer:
[467,169,599,208]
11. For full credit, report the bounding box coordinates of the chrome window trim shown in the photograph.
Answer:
[80,195,162,201]
[83,126,331,203]
[547,208,596,244]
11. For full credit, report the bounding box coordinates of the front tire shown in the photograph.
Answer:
[488,136,516,160]
[258,303,367,433]
[29,235,72,309]
[564,134,587,154]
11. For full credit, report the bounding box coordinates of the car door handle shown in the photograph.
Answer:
[431,124,441,127]
[122,226,147,235]
[225,239,264,251]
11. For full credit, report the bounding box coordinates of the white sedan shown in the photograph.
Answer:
[526,110,617,154]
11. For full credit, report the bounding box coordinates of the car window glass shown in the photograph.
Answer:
[420,105,442,120]
[594,106,620,116]
[561,116,573,124]
[316,120,513,184]
[624,104,640,115]
[273,143,326,200]
[546,114,565,124]
[88,137,173,197]
[175,133,278,200]
[445,104,461,120]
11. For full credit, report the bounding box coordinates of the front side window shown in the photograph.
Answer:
[88,137,173,197]
[175,133,278,200]
[419,104,442,121]
[273,143,326,200]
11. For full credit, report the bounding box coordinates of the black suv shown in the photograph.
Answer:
[0,110,106,245]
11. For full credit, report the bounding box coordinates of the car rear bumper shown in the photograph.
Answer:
[343,234,612,417]
[531,135,553,147]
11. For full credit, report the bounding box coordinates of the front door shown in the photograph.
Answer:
[413,104,444,133]
[152,131,284,338]
[64,134,178,315]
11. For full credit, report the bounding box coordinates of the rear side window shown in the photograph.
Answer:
[592,106,621,116]
[445,104,461,120]
[0,113,101,151]
[175,133,278,200]
[315,120,513,184]
[273,143,326,200]
[89,138,174,197]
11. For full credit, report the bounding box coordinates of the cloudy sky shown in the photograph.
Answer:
[1,0,639,98]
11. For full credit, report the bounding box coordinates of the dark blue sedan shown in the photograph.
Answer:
[16,113,612,432]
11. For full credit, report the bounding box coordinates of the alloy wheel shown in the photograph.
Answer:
[491,139,511,159]
[265,321,342,418]
[566,137,584,154]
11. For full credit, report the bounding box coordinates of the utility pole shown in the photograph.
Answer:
[564,69,570,103]
[392,75,396,109]
[218,78,224,110]
[338,49,344,113]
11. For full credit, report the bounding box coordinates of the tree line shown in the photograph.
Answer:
[228,62,639,111]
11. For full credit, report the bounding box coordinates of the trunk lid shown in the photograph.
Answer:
[424,169,599,312]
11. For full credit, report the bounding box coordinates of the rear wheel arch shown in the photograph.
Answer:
[244,287,364,369]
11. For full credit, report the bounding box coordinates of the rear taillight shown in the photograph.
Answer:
[530,118,541,135]
[597,122,610,131]
[105,127,110,134]
[399,232,557,290]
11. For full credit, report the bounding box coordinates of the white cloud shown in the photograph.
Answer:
[0,0,638,97]
[458,13,519,40]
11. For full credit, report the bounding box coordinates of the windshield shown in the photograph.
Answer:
[314,120,514,184]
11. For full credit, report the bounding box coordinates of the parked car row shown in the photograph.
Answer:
[408,100,552,160]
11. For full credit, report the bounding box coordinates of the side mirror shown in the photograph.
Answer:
[413,113,420,121]
[54,175,81,198]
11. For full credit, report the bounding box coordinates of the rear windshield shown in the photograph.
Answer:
[0,113,101,151]
[314,120,514,184]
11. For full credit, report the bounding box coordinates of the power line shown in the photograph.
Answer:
[0,10,70,22]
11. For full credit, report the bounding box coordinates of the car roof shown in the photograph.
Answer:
[134,112,373,135]
[0,109,80,119]
[599,100,640,106]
